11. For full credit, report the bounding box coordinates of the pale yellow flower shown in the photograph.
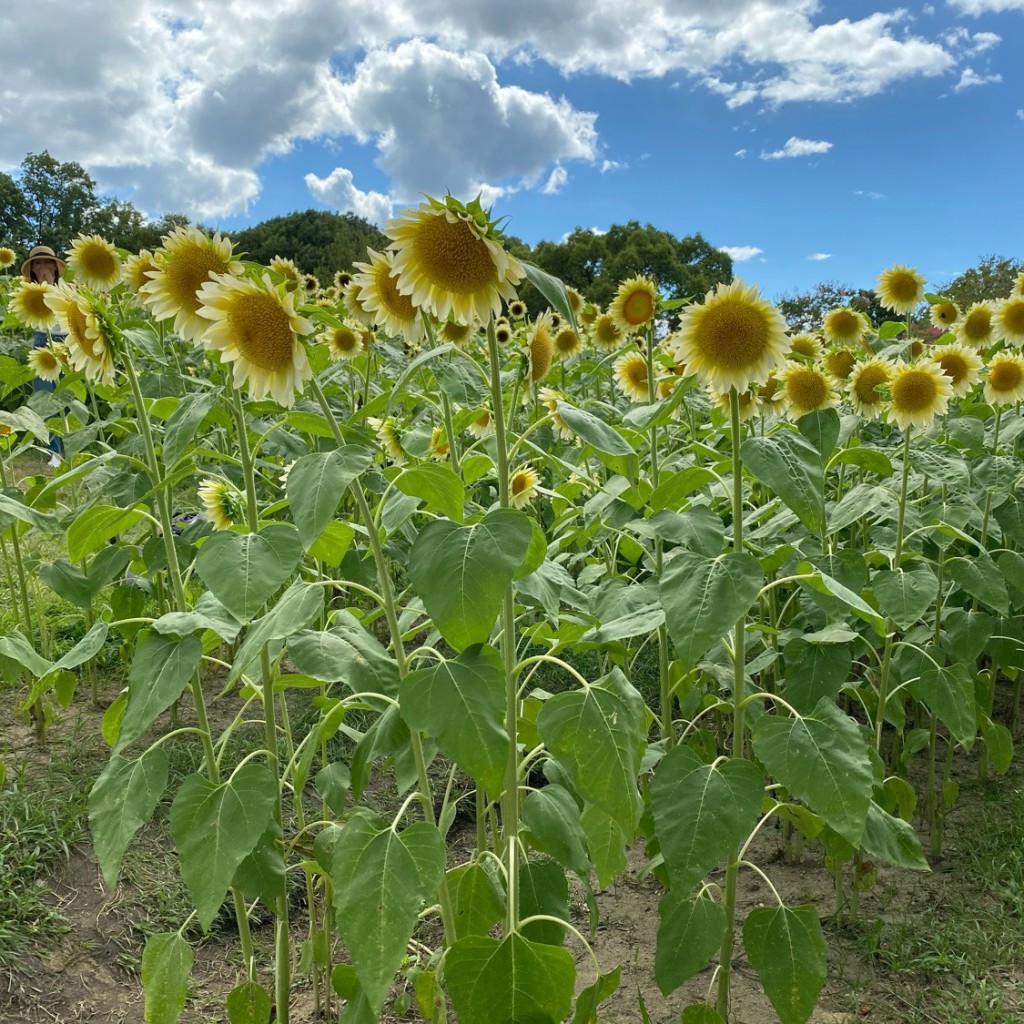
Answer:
[875,264,925,316]
[353,248,425,347]
[509,464,540,508]
[67,234,121,291]
[613,350,652,402]
[983,353,1024,406]
[887,361,953,431]
[779,363,836,419]
[9,281,58,330]
[927,342,982,398]
[848,357,894,419]
[608,276,658,334]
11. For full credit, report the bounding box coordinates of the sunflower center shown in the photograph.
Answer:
[226,291,297,371]
[695,299,771,368]
[888,272,921,304]
[622,289,655,326]
[990,360,1024,392]
[331,326,360,353]
[412,215,498,293]
[791,336,818,358]
[511,472,531,497]
[963,309,991,340]
[80,242,119,280]
[374,265,417,320]
[935,305,956,323]
[66,302,91,351]
[1002,301,1024,335]
[626,358,649,388]
[891,369,939,412]
[167,247,233,314]
[594,317,621,346]
[787,367,828,409]
[829,310,860,338]
[555,329,580,354]
[825,350,856,379]
[854,366,889,405]
[24,287,51,318]
[935,352,967,384]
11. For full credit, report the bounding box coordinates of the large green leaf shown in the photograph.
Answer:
[394,463,466,522]
[741,430,825,535]
[580,803,628,888]
[572,966,621,1024]
[168,763,277,929]
[225,981,272,1024]
[782,637,852,714]
[287,447,372,548]
[872,568,937,628]
[743,905,826,1024]
[537,668,647,829]
[946,550,1009,615]
[195,524,302,621]
[555,403,639,479]
[408,508,532,651]
[162,392,217,468]
[447,862,506,941]
[651,743,763,892]
[116,631,203,752]
[288,610,399,695]
[523,784,591,877]
[67,504,147,561]
[655,890,727,995]
[142,932,192,1024]
[400,645,507,795]
[660,551,763,669]
[751,698,873,846]
[861,802,929,871]
[445,932,576,1024]
[329,810,446,1013]
[519,858,570,946]
[907,658,976,747]
[89,749,169,888]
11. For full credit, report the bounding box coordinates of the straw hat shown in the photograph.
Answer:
[21,245,67,279]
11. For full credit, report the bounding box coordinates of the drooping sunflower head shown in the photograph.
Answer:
[368,416,405,464]
[579,303,599,326]
[198,478,244,531]
[124,249,159,294]
[196,272,313,407]
[440,319,475,346]
[141,226,243,342]
[822,347,858,381]
[779,363,836,419]
[385,196,525,325]
[538,386,575,440]
[322,323,365,361]
[67,234,122,291]
[995,296,1024,347]
[757,371,782,415]
[848,357,894,419]
[553,327,583,361]
[674,278,791,392]
[528,314,555,383]
[929,300,960,331]
[509,464,540,508]
[613,350,651,403]
[609,276,658,333]
[823,306,869,347]
[353,248,425,347]
[887,361,953,431]
[927,342,982,398]
[10,280,58,330]
[983,352,1024,406]
[0,247,16,270]
[565,286,585,315]
[788,333,823,360]
[430,425,449,461]
[467,408,493,440]
[875,264,926,316]
[27,344,62,383]
[590,312,623,351]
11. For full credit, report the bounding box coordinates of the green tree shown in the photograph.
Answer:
[0,172,32,251]
[17,151,103,253]
[777,281,889,333]
[939,255,1023,309]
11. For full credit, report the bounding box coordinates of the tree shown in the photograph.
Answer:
[776,280,889,333]
[0,171,32,251]
[938,255,1024,310]
[16,151,103,253]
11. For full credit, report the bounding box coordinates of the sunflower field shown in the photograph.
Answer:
[2,202,1024,1024]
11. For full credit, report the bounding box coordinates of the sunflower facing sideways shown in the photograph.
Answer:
[673,278,791,393]
[352,248,426,348]
[385,195,525,325]
[198,478,245,531]
[994,295,1024,347]
[613,350,652,402]
[886,361,953,431]
[27,344,63,383]
[195,272,313,407]
[509,464,541,508]
[45,283,114,384]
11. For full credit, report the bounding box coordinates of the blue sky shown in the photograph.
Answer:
[2,1,1022,302]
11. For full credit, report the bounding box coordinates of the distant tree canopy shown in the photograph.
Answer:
[777,280,891,334]
[230,209,389,285]
[939,255,1024,310]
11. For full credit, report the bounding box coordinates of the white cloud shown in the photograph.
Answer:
[720,245,764,261]
[1018,109,1024,120]
[600,159,626,172]
[942,27,1001,56]
[304,167,393,224]
[734,148,747,158]
[760,137,833,160]
[947,0,1024,13]
[854,189,885,200]
[541,166,569,194]
[808,253,832,261]
[954,67,1003,92]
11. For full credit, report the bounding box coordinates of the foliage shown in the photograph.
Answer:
[939,255,1024,309]
[777,279,889,332]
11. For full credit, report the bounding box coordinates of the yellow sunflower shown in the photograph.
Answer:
[673,278,791,392]
[141,226,242,342]
[430,426,449,461]
[45,283,114,384]
[507,299,527,320]
[565,286,585,315]
[322,323,365,361]
[27,344,62,383]
[538,386,575,440]
[66,234,122,291]
[658,376,678,401]
[822,347,857,381]
[822,307,870,349]
[198,478,243,531]
[929,300,960,331]
[788,333,823,360]
[495,321,513,344]
[608,276,658,334]
[994,296,1024,347]
[353,248,425,347]
[983,353,1024,406]
[124,249,159,294]
[590,312,622,351]
[848,357,893,420]
[0,246,16,270]
[528,315,555,383]
[195,272,313,407]
[269,256,302,292]
[386,198,525,325]
[926,342,982,398]
[368,416,405,463]
[509,464,540,508]
[343,280,376,327]
[1012,270,1024,297]
[440,319,475,346]
[553,327,583,361]
[779,363,836,419]
[613,350,651,402]
[467,409,493,440]
[10,280,58,330]
[334,270,353,290]
[709,386,762,422]
[875,264,926,316]
[887,361,953,431]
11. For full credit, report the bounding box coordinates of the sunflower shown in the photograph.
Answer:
[45,283,114,384]
[929,300,960,331]
[590,312,623,351]
[0,247,16,270]
[196,272,313,407]
[10,280,58,330]
[710,386,762,422]
[368,416,405,463]
[553,327,583,361]
[507,299,527,320]
[756,372,783,416]
[927,342,982,398]
[353,248,425,347]
[788,333,823,360]
[430,426,449,460]
[614,350,651,402]
[528,315,555,383]
[887,361,952,431]
[1012,271,1024,297]
[538,386,575,440]
[198,478,243,531]
[495,321,513,344]
[343,280,376,327]
[124,249,159,293]
[779,363,836,419]
[673,278,791,392]
[509,464,540,508]
[302,273,319,294]
[467,409,493,439]
[823,347,857,381]
[994,296,1024,347]
[386,198,525,324]
[875,264,925,316]
[579,303,599,326]
[823,307,870,349]
[334,270,353,290]
[983,353,1024,406]
[439,319,475,346]
[323,323,365,361]
[141,226,242,342]
[269,256,302,291]
[28,344,62,382]
[658,376,678,401]
[848,357,893,419]
[608,276,658,334]
[67,234,121,291]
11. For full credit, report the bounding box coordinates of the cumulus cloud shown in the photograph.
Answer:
[947,0,1024,13]
[808,253,832,261]
[304,167,393,224]
[600,159,626,172]
[720,245,764,261]
[942,27,1001,56]
[954,67,1003,92]
[541,166,569,195]
[760,137,833,160]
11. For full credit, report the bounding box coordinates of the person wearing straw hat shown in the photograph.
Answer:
[22,245,67,465]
